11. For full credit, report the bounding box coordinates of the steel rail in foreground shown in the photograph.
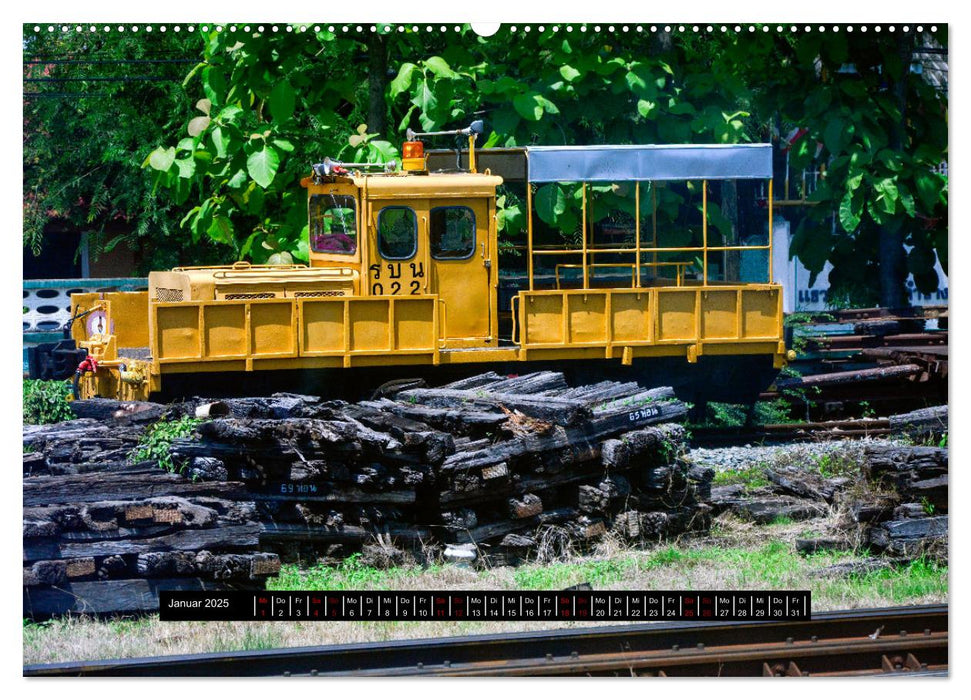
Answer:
[24,604,946,677]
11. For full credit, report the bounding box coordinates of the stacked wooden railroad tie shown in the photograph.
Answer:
[23,413,279,619]
[706,411,948,560]
[170,371,712,565]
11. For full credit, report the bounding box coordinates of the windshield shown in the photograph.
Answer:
[310,194,357,255]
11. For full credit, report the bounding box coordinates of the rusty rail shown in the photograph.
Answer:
[23,604,946,677]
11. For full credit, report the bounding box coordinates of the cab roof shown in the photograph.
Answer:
[349,171,503,198]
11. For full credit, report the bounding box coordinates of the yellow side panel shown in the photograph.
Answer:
[301,300,345,354]
[524,295,564,345]
[350,300,391,351]
[702,290,739,340]
[109,292,150,348]
[251,302,296,356]
[156,306,201,360]
[393,298,434,350]
[610,292,651,343]
[204,305,246,358]
[657,290,697,342]
[742,289,781,339]
[567,294,606,344]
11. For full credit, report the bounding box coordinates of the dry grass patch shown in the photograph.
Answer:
[23,516,947,666]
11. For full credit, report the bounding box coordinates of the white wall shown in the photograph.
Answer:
[773,216,948,312]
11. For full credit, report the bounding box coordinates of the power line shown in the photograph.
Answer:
[25,76,181,83]
[24,92,113,98]
[24,58,198,65]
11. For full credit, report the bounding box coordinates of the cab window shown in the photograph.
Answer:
[309,194,357,255]
[378,207,418,260]
[431,206,475,259]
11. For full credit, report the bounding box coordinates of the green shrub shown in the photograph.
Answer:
[23,380,75,425]
[129,415,202,472]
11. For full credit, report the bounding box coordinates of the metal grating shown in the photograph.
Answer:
[224,292,277,300]
[156,288,184,302]
[293,290,346,298]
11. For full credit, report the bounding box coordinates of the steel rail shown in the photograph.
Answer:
[23,604,947,678]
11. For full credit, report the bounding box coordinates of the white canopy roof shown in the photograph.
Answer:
[525,143,773,183]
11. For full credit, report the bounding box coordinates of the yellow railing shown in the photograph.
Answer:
[554,261,692,288]
[526,179,775,290]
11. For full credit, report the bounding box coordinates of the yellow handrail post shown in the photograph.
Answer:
[527,183,534,290]
[468,134,477,174]
[702,180,708,285]
[635,182,641,287]
[768,179,774,283]
[581,183,589,289]
[652,184,659,283]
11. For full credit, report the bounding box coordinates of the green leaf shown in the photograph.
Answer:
[207,215,234,245]
[269,81,296,123]
[202,66,226,107]
[227,169,248,189]
[246,146,281,189]
[637,100,657,119]
[559,65,581,82]
[625,69,647,94]
[513,93,543,121]
[196,98,212,116]
[390,63,418,98]
[823,118,845,155]
[874,177,899,214]
[497,201,524,233]
[272,138,295,153]
[147,147,176,172]
[216,105,244,124]
[846,171,864,193]
[182,61,207,88]
[534,94,559,115]
[791,219,831,274]
[413,80,439,121]
[914,171,942,212]
[179,206,200,228]
[535,183,567,225]
[838,190,862,232]
[898,188,916,217]
[211,127,230,159]
[424,56,458,80]
[240,231,261,259]
[174,157,195,179]
[367,140,398,162]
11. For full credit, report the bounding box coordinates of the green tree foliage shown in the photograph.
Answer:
[144,25,438,264]
[22,27,228,271]
[27,25,946,308]
[23,379,74,425]
[746,31,948,305]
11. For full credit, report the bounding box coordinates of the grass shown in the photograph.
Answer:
[711,463,770,490]
[23,517,948,666]
[269,553,441,591]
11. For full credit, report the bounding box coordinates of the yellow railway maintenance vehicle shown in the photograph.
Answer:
[62,123,788,406]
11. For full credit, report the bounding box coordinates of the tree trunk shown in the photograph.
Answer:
[367,33,389,138]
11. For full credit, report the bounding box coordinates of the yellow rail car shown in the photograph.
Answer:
[67,127,788,404]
